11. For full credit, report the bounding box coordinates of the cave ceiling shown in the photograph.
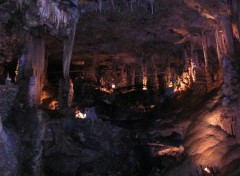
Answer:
[0,0,229,65]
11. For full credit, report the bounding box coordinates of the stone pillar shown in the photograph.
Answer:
[202,31,212,90]
[220,15,240,105]
[190,36,200,82]
[215,30,224,81]
[58,78,74,108]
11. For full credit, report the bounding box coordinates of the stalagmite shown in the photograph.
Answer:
[63,23,77,79]
[220,15,235,56]
[202,31,212,89]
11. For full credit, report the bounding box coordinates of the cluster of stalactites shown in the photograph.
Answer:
[37,0,70,30]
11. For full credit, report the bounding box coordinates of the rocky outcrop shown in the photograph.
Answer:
[42,117,139,176]
[165,91,240,176]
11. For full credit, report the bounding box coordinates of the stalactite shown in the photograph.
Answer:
[16,0,23,10]
[202,31,212,87]
[130,0,133,13]
[98,0,103,12]
[111,0,115,10]
[28,37,45,106]
[63,23,77,79]
[220,15,235,56]
[38,0,70,29]
[149,0,154,14]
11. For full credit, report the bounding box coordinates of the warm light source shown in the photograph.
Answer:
[75,110,86,119]
[112,84,116,89]
[204,167,211,174]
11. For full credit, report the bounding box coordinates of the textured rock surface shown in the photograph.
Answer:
[0,84,18,120]
[165,91,240,176]
[0,84,19,176]
[43,117,139,176]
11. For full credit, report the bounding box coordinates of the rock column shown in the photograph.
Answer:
[220,15,240,105]
[202,31,212,90]
[215,30,224,81]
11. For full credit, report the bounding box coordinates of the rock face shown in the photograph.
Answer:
[164,91,240,176]
[0,84,19,176]
[42,117,139,176]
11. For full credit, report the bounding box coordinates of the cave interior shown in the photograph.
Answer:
[1,0,240,176]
